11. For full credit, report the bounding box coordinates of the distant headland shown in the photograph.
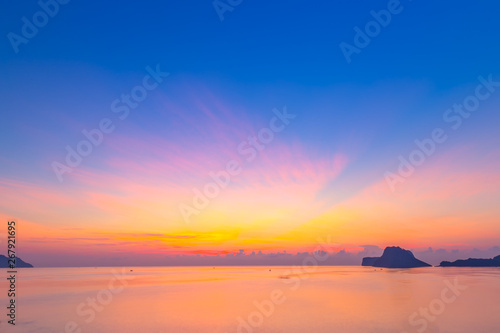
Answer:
[362,246,431,268]
[439,255,500,267]
[0,255,34,268]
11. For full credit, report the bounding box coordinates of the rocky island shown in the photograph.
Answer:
[362,246,431,268]
[0,255,33,268]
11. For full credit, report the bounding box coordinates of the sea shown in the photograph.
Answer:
[1,266,499,332]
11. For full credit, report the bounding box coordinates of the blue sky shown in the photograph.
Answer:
[2,1,500,84]
[1,1,500,265]
[2,0,500,179]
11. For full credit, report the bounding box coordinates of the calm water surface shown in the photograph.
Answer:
[1,266,499,332]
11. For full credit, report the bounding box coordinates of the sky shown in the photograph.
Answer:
[1,1,500,267]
